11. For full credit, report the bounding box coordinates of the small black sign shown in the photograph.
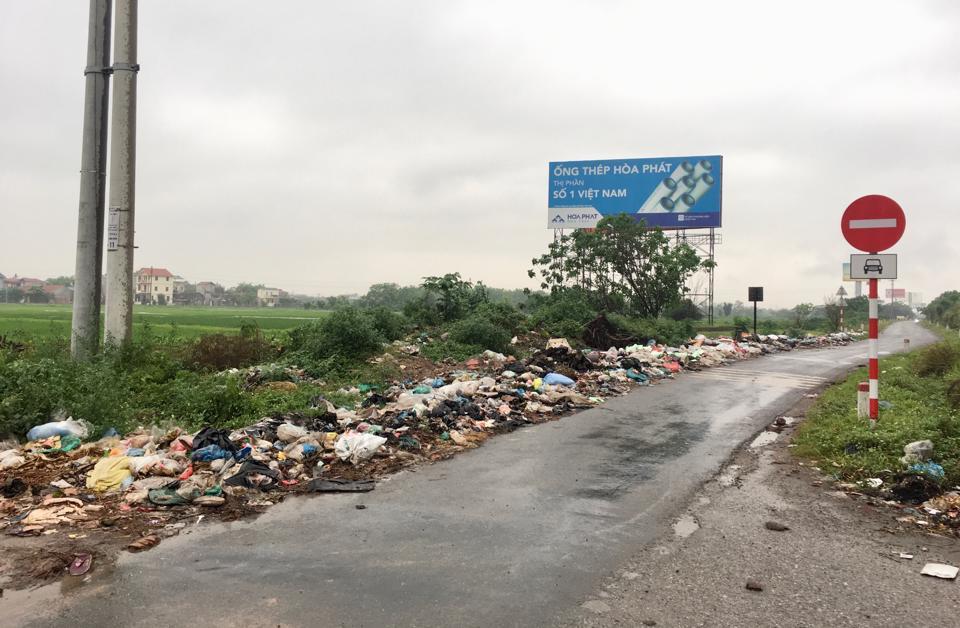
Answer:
[748,287,764,302]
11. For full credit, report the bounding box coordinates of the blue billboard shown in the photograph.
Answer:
[548,155,722,230]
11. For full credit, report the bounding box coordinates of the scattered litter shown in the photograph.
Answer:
[673,515,700,538]
[909,461,945,480]
[750,432,779,449]
[745,579,764,591]
[764,521,790,531]
[68,553,93,576]
[127,535,160,552]
[0,330,864,587]
[899,553,914,560]
[920,563,958,580]
[901,440,934,465]
[26,418,90,442]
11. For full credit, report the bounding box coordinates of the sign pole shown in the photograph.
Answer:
[841,194,906,428]
[868,273,879,426]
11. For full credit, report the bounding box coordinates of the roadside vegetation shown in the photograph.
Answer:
[794,317,960,487]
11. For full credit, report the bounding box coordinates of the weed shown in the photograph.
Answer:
[914,341,960,377]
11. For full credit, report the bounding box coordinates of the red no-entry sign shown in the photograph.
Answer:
[841,195,905,253]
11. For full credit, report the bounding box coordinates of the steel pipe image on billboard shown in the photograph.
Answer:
[639,168,713,214]
[669,161,695,184]
[693,159,713,179]
[688,173,715,203]
[638,177,678,213]
[547,155,722,230]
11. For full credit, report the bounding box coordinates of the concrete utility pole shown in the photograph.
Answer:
[70,0,113,360]
[104,0,138,345]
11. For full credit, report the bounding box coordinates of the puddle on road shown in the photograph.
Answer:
[673,514,700,538]
[750,431,779,449]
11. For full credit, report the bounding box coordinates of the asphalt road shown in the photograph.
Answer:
[15,322,934,628]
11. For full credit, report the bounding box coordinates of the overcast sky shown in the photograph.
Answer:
[1,0,957,308]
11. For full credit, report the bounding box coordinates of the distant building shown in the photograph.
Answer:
[135,267,174,305]
[257,287,286,307]
[8,276,44,290]
[42,284,74,305]
[196,281,225,306]
[0,273,6,291]
[173,276,190,294]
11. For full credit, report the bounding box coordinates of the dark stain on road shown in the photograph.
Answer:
[575,417,709,500]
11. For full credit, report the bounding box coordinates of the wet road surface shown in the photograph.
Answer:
[14,322,935,627]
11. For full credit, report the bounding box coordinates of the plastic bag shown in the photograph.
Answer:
[86,456,133,492]
[543,372,575,387]
[277,423,308,443]
[27,419,90,442]
[0,449,26,470]
[129,455,184,477]
[334,431,387,464]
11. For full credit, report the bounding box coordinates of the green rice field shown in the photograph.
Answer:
[0,303,329,340]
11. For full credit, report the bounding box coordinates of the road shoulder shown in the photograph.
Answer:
[562,395,960,628]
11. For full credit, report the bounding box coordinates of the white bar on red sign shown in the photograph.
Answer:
[849,218,898,229]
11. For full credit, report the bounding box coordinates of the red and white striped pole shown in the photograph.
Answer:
[868,272,879,425]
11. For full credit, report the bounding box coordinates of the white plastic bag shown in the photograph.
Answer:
[0,448,26,470]
[27,418,91,442]
[334,431,387,464]
[277,423,307,443]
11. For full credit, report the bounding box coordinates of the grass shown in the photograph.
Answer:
[0,303,329,340]
[793,330,960,486]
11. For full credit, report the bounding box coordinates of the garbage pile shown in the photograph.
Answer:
[0,331,860,556]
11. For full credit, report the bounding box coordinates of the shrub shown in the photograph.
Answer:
[449,315,512,354]
[421,339,483,362]
[915,342,960,377]
[366,307,408,342]
[667,299,702,321]
[185,332,273,371]
[287,307,384,366]
[529,290,597,338]
[609,316,694,347]
[155,371,253,428]
[733,317,751,338]
[472,302,525,335]
[947,377,960,410]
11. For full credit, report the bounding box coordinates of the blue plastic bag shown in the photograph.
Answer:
[909,461,945,480]
[543,372,575,387]
[191,444,232,462]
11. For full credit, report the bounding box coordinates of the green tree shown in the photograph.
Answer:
[668,298,702,321]
[529,215,707,318]
[792,303,814,328]
[226,283,264,307]
[44,275,74,286]
[926,291,960,326]
[418,273,487,322]
[25,286,50,304]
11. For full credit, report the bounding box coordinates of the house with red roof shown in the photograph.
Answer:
[135,267,175,305]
